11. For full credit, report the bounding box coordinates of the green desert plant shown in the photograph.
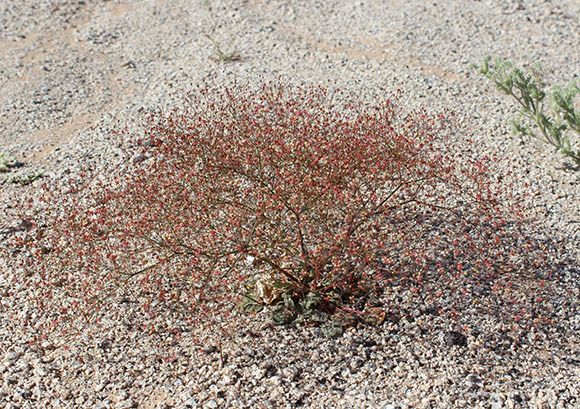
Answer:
[471,56,580,167]
[0,154,9,172]
[205,34,241,63]
[9,172,44,186]
[0,153,19,173]
[0,154,36,184]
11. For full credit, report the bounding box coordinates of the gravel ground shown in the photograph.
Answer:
[1,0,580,408]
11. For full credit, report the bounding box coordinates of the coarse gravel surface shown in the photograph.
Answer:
[1,1,580,408]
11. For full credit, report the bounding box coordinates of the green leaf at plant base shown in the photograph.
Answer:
[239,295,264,314]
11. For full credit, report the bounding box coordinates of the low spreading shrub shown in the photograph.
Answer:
[7,80,565,342]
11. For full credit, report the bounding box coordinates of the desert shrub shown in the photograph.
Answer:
[7,80,565,341]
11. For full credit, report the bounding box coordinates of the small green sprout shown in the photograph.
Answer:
[0,154,11,173]
[205,34,241,63]
[9,172,44,186]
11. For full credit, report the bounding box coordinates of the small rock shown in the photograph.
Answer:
[33,367,47,377]
[95,382,107,393]
[116,400,136,409]
[349,357,365,371]
[184,397,198,408]
[6,352,20,361]
[116,391,129,401]
[133,153,147,163]
[491,393,505,409]
[443,331,467,347]
[206,400,218,409]
[201,345,217,354]
[61,388,72,400]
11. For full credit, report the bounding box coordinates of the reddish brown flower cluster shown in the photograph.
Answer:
[8,81,564,340]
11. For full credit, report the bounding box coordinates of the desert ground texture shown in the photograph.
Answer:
[1,1,580,408]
